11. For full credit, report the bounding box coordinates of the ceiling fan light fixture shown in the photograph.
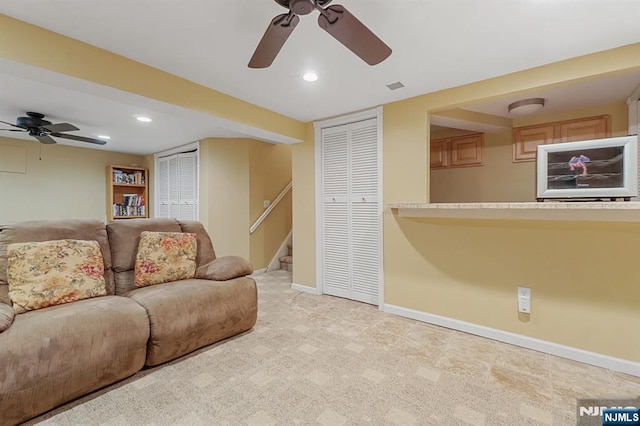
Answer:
[302,72,318,82]
[508,98,545,115]
[136,116,152,123]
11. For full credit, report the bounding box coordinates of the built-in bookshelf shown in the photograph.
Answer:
[106,165,149,221]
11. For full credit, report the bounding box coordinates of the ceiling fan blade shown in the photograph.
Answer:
[317,5,392,66]
[34,134,57,144]
[0,120,25,130]
[42,123,79,133]
[248,13,300,69]
[50,132,107,145]
[0,129,26,132]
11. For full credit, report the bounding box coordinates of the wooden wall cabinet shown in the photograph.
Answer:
[431,134,483,169]
[430,139,450,168]
[106,165,149,221]
[513,115,611,162]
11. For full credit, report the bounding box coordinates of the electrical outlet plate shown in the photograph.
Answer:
[517,286,531,313]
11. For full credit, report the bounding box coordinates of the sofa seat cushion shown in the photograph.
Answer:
[7,239,107,313]
[0,296,149,426]
[125,277,257,366]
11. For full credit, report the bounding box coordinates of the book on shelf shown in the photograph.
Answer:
[113,193,146,217]
[112,169,145,185]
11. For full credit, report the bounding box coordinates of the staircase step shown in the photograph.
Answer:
[279,254,293,272]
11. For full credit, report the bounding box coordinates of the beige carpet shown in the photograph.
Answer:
[28,270,639,425]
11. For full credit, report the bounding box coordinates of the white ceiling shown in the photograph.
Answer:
[1,0,640,154]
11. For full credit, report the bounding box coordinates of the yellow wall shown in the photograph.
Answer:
[294,43,640,361]
[199,138,250,259]
[199,138,292,268]
[0,137,144,222]
[292,123,317,286]
[249,141,292,269]
[430,102,629,203]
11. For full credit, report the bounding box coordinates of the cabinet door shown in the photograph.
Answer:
[430,139,450,168]
[513,125,554,162]
[559,115,610,142]
[451,134,483,166]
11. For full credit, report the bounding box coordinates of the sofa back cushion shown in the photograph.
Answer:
[134,231,197,287]
[179,220,216,265]
[7,239,107,313]
[0,219,114,305]
[107,218,182,294]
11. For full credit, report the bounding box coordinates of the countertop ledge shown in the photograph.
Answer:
[390,202,640,222]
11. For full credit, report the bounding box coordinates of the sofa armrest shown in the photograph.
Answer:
[0,302,15,333]
[195,256,253,281]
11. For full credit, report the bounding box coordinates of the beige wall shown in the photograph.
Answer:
[199,138,250,259]
[430,102,630,203]
[294,43,640,362]
[199,138,292,268]
[0,137,144,222]
[292,123,317,286]
[249,141,292,269]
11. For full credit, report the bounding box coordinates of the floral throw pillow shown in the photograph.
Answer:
[7,239,107,313]
[134,231,197,287]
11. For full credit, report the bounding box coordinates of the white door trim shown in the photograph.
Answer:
[314,106,384,308]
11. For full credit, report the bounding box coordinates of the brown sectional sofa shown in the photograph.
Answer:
[0,218,258,426]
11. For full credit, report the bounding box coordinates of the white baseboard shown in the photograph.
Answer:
[384,304,640,377]
[292,282,320,295]
[250,268,267,276]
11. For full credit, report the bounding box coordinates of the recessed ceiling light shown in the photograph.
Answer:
[136,116,152,123]
[302,72,318,82]
[97,135,111,140]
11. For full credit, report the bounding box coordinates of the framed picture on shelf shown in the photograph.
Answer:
[536,135,638,200]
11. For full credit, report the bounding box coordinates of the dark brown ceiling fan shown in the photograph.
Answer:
[0,112,106,145]
[249,0,392,68]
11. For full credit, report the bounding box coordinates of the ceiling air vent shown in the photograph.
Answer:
[386,82,405,91]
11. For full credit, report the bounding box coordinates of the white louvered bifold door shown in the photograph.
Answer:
[157,157,170,218]
[321,125,351,298]
[320,117,381,305]
[349,119,380,304]
[178,152,198,220]
[168,156,179,218]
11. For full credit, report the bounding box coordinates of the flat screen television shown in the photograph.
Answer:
[536,135,638,200]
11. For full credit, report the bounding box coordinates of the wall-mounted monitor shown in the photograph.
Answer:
[536,135,638,200]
